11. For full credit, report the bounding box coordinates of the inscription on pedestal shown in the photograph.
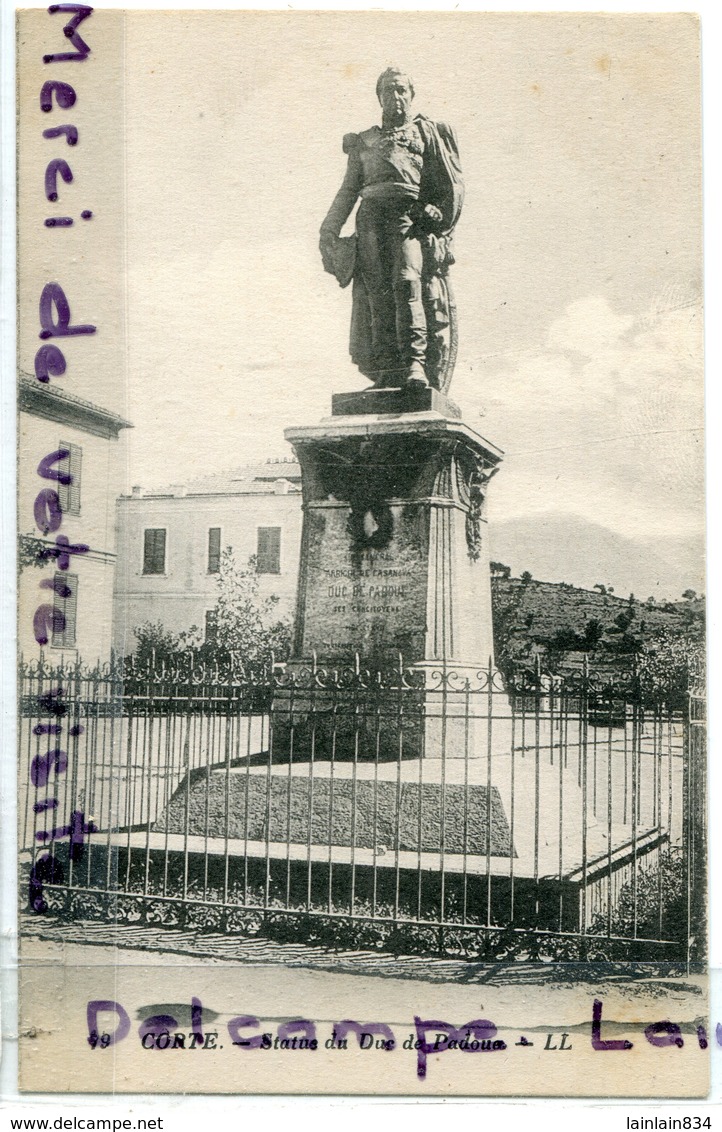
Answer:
[301,506,428,661]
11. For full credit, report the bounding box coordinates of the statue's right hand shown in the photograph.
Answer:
[318,230,356,288]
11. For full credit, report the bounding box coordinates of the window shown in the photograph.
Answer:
[58,441,82,516]
[143,528,166,575]
[208,527,221,574]
[51,572,78,649]
[205,609,218,642]
[256,527,281,574]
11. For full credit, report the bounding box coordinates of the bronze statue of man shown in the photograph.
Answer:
[320,68,464,392]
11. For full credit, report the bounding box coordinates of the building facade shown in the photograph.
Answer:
[112,460,303,656]
[18,378,132,665]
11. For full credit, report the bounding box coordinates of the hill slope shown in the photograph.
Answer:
[491,574,704,674]
[489,512,705,602]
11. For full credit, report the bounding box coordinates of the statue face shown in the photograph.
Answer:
[379,74,413,120]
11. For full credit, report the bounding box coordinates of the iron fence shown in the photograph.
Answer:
[19,653,704,963]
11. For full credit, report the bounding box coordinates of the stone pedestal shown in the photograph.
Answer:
[272,393,503,761]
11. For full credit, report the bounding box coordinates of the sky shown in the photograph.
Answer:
[120,12,703,596]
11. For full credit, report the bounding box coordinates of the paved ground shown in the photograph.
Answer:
[20,915,700,995]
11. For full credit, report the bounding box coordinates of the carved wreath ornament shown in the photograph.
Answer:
[347,502,394,552]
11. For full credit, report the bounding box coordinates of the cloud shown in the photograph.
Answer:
[547,295,634,356]
[458,290,704,548]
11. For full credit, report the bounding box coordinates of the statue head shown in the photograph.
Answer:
[376,67,415,121]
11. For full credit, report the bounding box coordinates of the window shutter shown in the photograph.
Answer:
[143,529,166,574]
[51,572,78,648]
[58,441,82,516]
[68,443,81,514]
[257,527,281,574]
[208,528,221,573]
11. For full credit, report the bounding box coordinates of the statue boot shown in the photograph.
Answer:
[406,362,429,389]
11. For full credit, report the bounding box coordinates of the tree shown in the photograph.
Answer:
[18,533,48,571]
[210,550,292,664]
[520,570,533,585]
[682,589,698,601]
[490,561,511,579]
[550,626,583,650]
[583,619,603,648]
[593,584,607,595]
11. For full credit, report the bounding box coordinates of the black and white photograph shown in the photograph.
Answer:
[11,7,709,1099]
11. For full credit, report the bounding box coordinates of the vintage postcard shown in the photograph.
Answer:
[14,8,708,1097]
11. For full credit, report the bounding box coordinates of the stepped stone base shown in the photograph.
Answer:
[154,764,514,857]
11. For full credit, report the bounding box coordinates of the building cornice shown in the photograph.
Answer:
[18,377,133,439]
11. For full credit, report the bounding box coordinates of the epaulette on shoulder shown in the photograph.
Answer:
[348,126,381,152]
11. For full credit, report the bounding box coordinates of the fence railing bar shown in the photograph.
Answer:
[264,681,282,913]
[415,694,424,925]
[143,708,157,899]
[349,694,360,918]
[509,685,516,926]
[393,688,403,926]
[683,698,692,976]
[327,700,338,915]
[557,687,565,933]
[371,702,381,920]
[462,678,471,928]
[591,701,598,819]
[631,703,640,940]
[533,663,541,917]
[104,679,119,895]
[63,671,77,890]
[22,668,35,849]
[606,699,614,939]
[181,695,192,907]
[439,673,449,945]
[202,690,215,899]
[222,688,233,909]
[123,694,135,891]
[580,660,589,938]
[485,656,493,929]
[655,707,663,940]
[284,690,295,912]
[242,688,254,906]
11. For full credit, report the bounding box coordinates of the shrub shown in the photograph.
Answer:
[637,628,704,707]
